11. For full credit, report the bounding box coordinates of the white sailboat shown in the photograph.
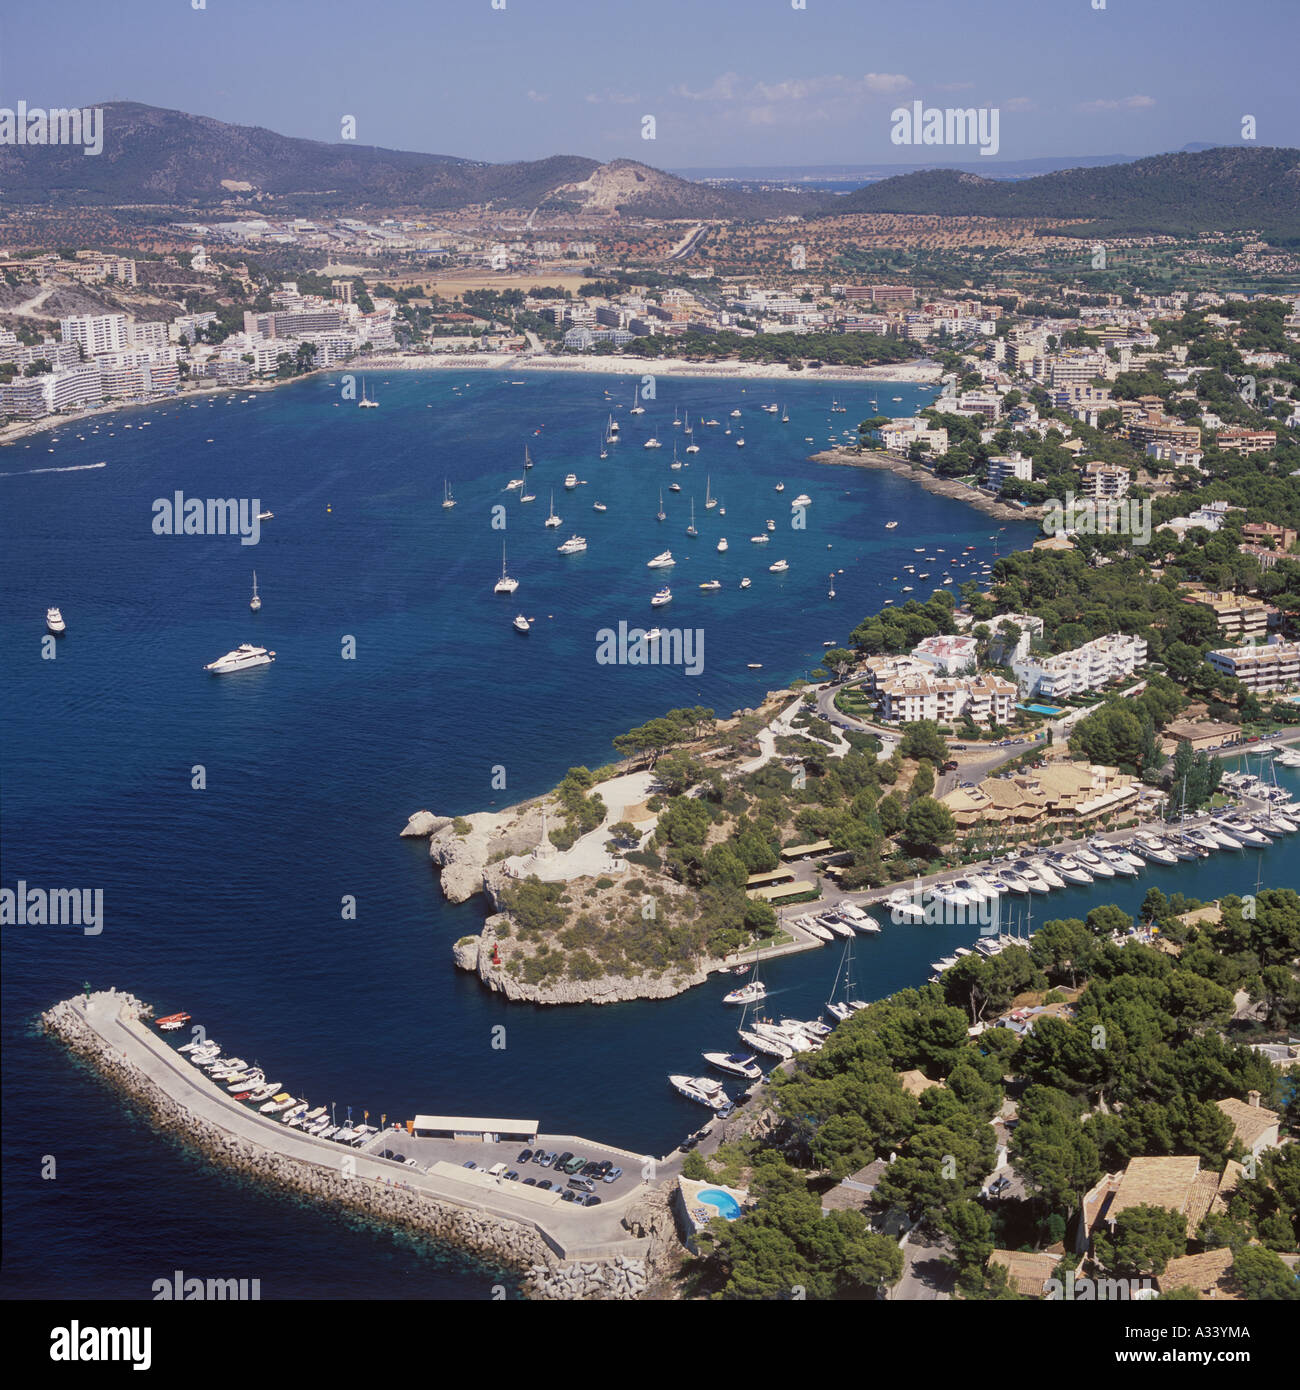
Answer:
[705,476,717,509]
[357,377,378,408]
[249,572,261,611]
[442,480,456,509]
[656,489,666,522]
[545,490,562,527]
[686,499,698,537]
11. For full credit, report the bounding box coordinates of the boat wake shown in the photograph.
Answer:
[0,461,108,477]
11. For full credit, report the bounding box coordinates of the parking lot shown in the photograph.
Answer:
[356,1129,646,1207]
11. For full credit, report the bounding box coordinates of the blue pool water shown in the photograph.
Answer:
[697,1189,743,1220]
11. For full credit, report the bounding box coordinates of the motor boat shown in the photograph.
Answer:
[513,614,530,633]
[1049,856,1093,885]
[46,605,66,634]
[647,551,675,568]
[669,1074,731,1109]
[1133,834,1178,864]
[737,1028,792,1060]
[769,559,789,573]
[556,535,587,554]
[204,644,275,674]
[723,978,767,1005]
[703,1052,762,1081]
[651,587,673,607]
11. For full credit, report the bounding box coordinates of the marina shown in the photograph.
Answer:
[8,367,1298,1300]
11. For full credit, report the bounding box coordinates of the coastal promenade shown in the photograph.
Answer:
[44,989,660,1298]
[813,446,1040,523]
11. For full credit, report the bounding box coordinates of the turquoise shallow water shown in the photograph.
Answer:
[2,367,1294,1299]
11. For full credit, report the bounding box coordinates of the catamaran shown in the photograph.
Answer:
[494,542,519,594]
[357,377,378,408]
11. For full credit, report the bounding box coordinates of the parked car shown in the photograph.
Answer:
[536,1180,553,1191]
[568,1176,595,1193]
[561,1190,578,1202]
[522,1177,537,1186]
[555,1151,575,1170]
[990,1177,1012,1196]
[942,760,959,772]
[602,1166,623,1184]
[562,1155,587,1175]
[581,1194,603,1207]
[462,1161,477,1170]
[536,1151,555,1167]
[504,1171,520,1181]
[517,1148,534,1164]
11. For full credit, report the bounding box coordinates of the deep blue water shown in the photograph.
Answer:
[2,368,1296,1299]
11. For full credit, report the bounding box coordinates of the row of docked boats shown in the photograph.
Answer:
[172,1034,379,1146]
[786,902,882,941]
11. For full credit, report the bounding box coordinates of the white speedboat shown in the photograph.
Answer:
[738,1028,793,1060]
[651,587,672,607]
[730,409,742,418]
[1030,859,1066,889]
[775,483,785,493]
[750,534,770,544]
[564,473,578,489]
[644,437,662,449]
[204,644,275,674]
[1050,856,1093,885]
[647,550,675,568]
[723,978,767,1005]
[594,501,607,512]
[766,519,775,531]
[739,577,752,589]
[46,607,67,634]
[716,538,728,552]
[506,478,524,491]
[557,535,587,554]
[1010,861,1051,893]
[703,1052,762,1081]
[247,1082,281,1102]
[885,520,898,529]
[791,494,811,507]
[513,614,531,633]
[669,1074,731,1110]
[750,1019,813,1053]
[494,543,519,594]
[769,559,789,573]
[1133,834,1178,864]
[1074,847,1115,877]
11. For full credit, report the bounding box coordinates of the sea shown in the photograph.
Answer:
[2,367,1297,1299]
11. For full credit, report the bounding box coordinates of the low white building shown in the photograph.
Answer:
[911,634,980,675]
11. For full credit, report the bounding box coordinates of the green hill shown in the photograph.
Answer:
[825,147,1300,238]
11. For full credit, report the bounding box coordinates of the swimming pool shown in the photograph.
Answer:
[697,1188,742,1220]
[1020,702,1064,716]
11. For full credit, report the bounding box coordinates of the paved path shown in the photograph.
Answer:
[503,770,657,882]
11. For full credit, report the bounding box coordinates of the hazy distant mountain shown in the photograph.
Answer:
[673,154,1141,183]
[0,101,816,217]
[823,147,1300,237]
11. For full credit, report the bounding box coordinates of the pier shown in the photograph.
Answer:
[43,989,662,1299]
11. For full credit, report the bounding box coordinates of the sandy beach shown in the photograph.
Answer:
[361,351,943,386]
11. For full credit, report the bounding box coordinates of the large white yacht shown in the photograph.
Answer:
[768,559,789,573]
[723,978,766,1005]
[204,644,275,674]
[46,606,66,634]
[668,1074,731,1110]
[557,535,587,554]
[647,550,675,568]
[703,1052,762,1081]
[651,586,673,607]
[564,472,578,490]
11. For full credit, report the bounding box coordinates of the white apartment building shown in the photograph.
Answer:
[1013,633,1148,699]
[1144,442,1204,471]
[1047,351,1110,388]
[988,613,1045,665]
[878,673,1017,726]
[878,418,949,455]
[1207,640,1300,695]
[59,313,129,356]
[1081,462,1131,500]
[987,452,1033,491]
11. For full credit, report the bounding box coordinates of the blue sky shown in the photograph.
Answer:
[2,0,1296,167]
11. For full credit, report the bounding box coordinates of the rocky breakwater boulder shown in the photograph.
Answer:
[525,1255,649,1301]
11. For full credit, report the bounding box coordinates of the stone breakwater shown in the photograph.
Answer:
[41,992,652,1300]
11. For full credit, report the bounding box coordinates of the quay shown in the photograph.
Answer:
[43,989,670,1300]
